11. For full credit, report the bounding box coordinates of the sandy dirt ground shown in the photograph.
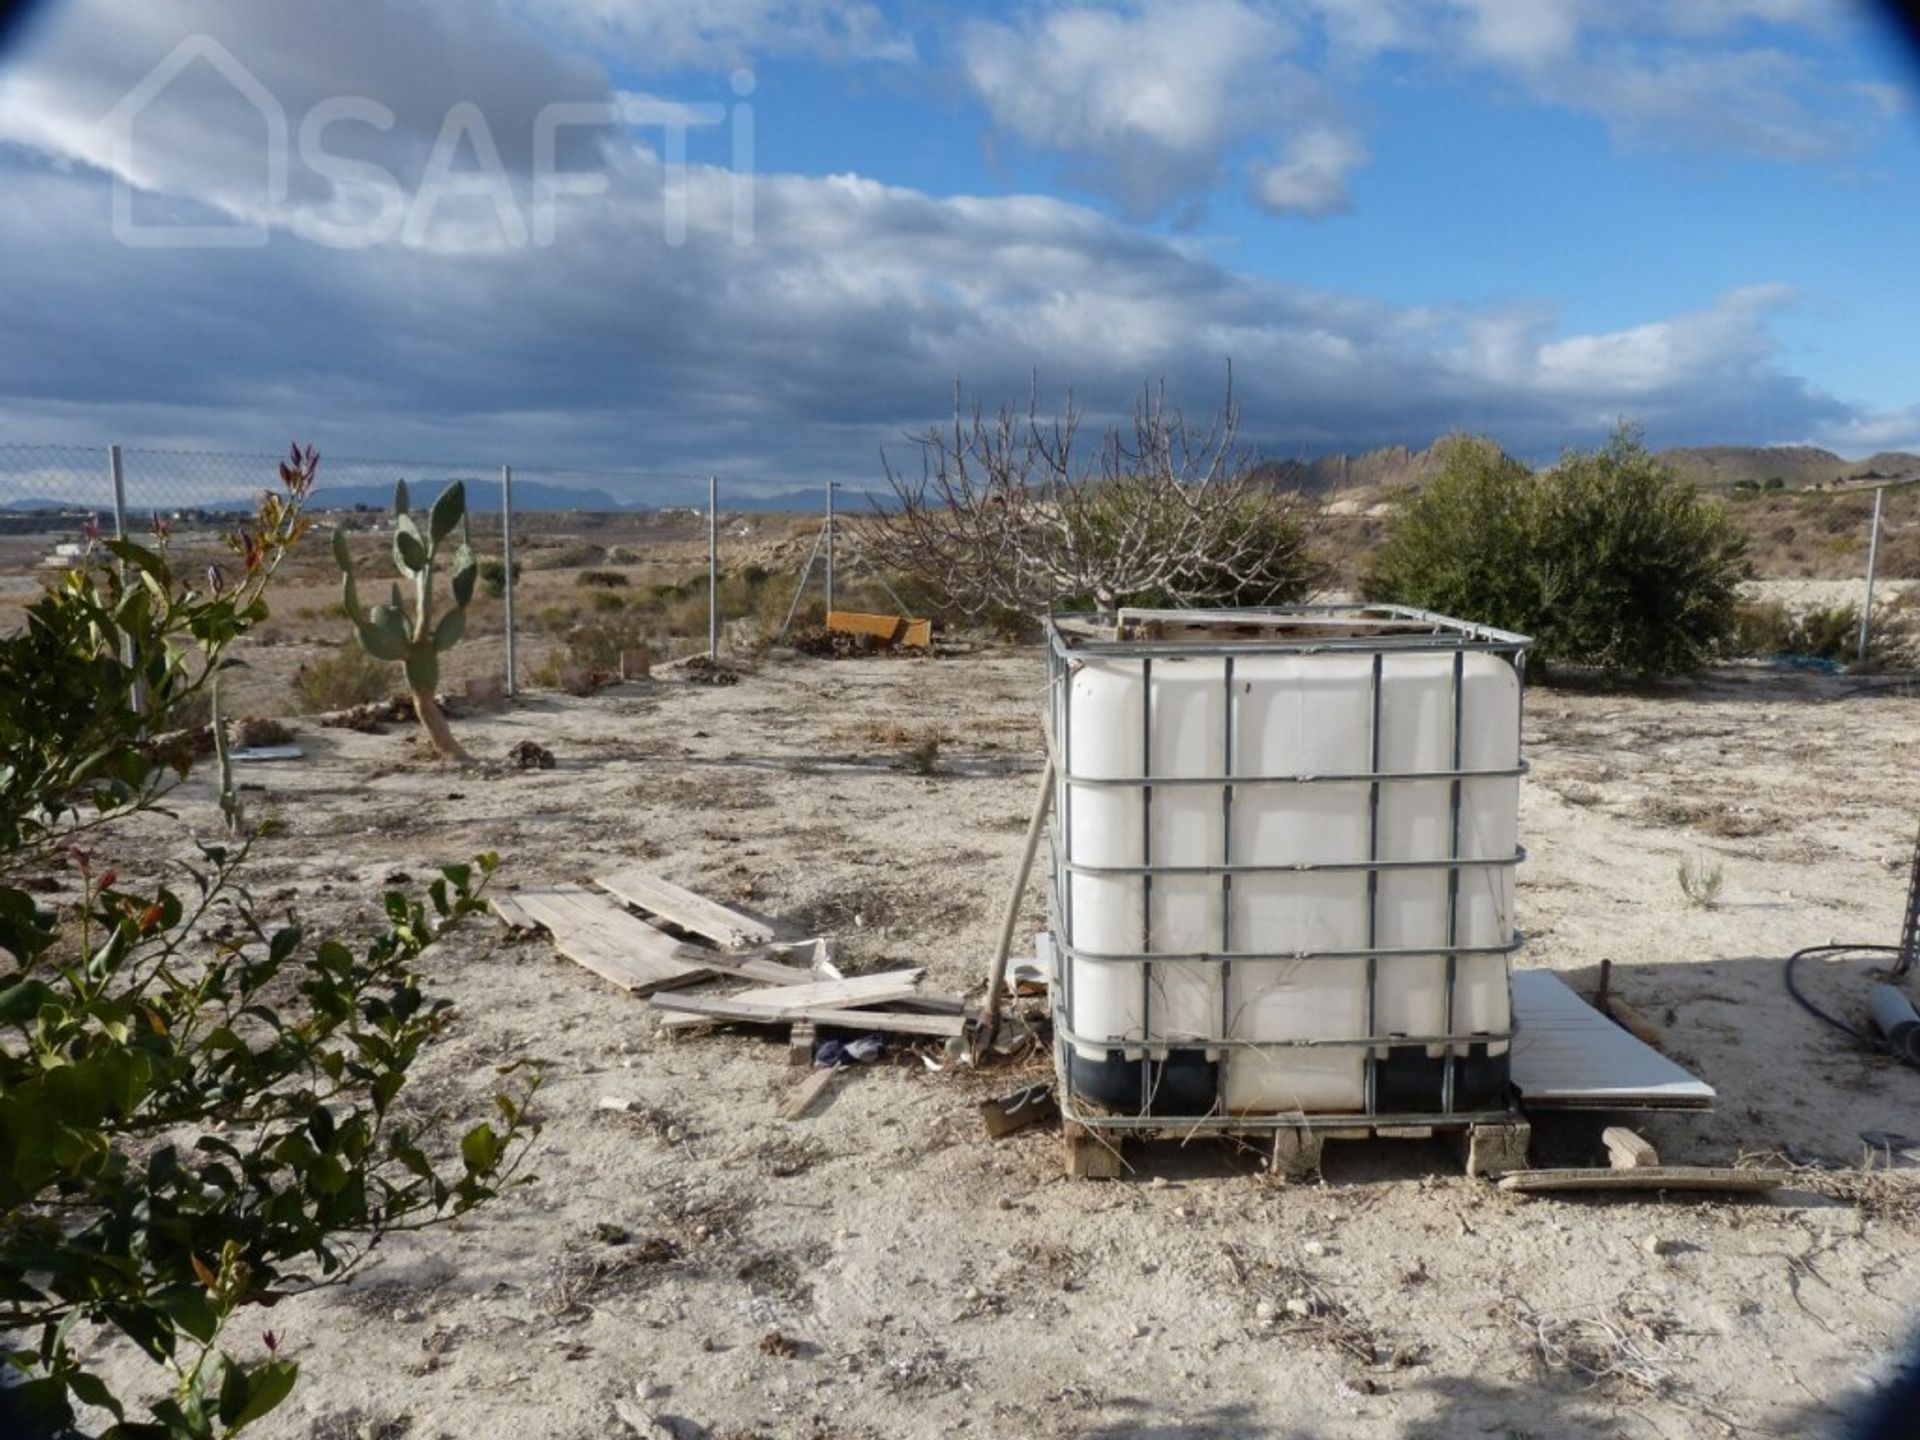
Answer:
[55,650,1920,1440]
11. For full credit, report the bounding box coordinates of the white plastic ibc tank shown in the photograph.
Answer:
[1052,616,1522,1115]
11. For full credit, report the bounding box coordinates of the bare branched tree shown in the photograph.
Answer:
[858,377,1320,620]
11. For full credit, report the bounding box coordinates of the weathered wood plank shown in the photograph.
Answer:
[508,885,716,995]
[596,868,777,949]
[779,1067,841,1120]
[1603,1126,1661,1170]
[1497,1166,1780,1195]
[647,992,966,1038]
[727,969,926,1015]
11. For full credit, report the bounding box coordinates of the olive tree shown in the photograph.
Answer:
[1365,426,1748,676]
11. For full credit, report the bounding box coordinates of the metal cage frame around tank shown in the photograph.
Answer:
[1044,604,1533,1134]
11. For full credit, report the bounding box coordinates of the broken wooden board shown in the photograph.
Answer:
[507,885,717,996]
[1604,1126,1661,1170]
[1498,1166,1781,1195]
[726,968,927,1016]
[981,1083,1058,1139]
[596,868,777,950]
[779,1067,841,1121]
[1510,969,1715,1111]
[647,992,966,1038]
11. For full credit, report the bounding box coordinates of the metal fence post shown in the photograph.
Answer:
[825,480,836,615]
[502,464,517,695]
[106,444,146,715]
[708,474,719,657]
[1859,484,1886,665]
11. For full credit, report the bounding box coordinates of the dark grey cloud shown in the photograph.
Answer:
[0,0,1904,502]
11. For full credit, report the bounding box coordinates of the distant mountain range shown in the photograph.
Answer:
[2,478,847,515]
[1256,441,1920,495]
[9,443,1915,516]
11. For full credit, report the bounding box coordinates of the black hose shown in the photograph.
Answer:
[1785,943,1912,1058]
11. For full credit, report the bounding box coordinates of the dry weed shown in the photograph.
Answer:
[1503,1295,1677,1394]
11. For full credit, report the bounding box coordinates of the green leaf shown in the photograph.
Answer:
[460,1123,501,1174]
[216,1357,298,1431]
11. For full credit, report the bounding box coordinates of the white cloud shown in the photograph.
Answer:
[960,0,1329,216]
[1252,123,1367,216]
[0,0,1892,481]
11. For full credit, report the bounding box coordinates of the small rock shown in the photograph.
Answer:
[1285,1297,1313,1319]
[1302,1241,1326,1258]
[1130,1323,1150,1339]
[1643,1234,1678,1257]
[1254,1299,1278,1322]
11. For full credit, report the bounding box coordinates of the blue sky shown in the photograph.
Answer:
[0,0,1917,494]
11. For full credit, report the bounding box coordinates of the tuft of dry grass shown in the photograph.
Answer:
[1502,1295,1677,1394]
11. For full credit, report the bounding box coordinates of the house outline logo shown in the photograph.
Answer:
[102,34,288,249]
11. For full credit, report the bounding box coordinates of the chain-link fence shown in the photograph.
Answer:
[0,443,898,721]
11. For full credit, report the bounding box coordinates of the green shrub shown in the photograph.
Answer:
[536,604,576,632]
[292,640,397,711]
[590,589,627,612]
[1733,601,1861,661]
[0,455,532,1437]
[1365,426,1748,677]
[576,568,629,588]
[561,616,648,670]
[478,556,521,599]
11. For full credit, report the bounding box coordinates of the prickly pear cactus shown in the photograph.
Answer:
[332,479,477,759]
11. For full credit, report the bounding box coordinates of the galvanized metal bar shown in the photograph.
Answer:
[707,474,718,658]
[1140,655,1154,1110]
[1059,850,1524,878]
[1364,651,1383,1117]
[776,526,825,641]
[1859,485,1886,664]
[107,444,143,716]
[1442,648,1465,1115]
[1052,934,1525,965]
[1060,763,1527,788]
[824,480,836,614]
[501,465,517,696]
[1218,654,1235,1111]
[1052,1015,1481,1053]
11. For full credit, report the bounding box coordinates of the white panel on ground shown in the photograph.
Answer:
[1510,970,1715,1111]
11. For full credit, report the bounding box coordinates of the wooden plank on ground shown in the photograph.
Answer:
[1498,1166,1780,1195]
[491,892,536,928]
[697,951,816,987]
[727,968,926,1015]
[509,885,716,996]
[596,868,777,949]
[1604,1126,1661,1170]
[779,1067,841,1120]
[648,991,966,1038]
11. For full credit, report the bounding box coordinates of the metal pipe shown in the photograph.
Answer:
[777,526,825,641]
[1859,485,1885,664]
[824,480,837,615]
[979,759,1055,1036]
[707,474,718,658]
[501,465,517,695]
[1869,984,1920,1064]
[108,444,144,716]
